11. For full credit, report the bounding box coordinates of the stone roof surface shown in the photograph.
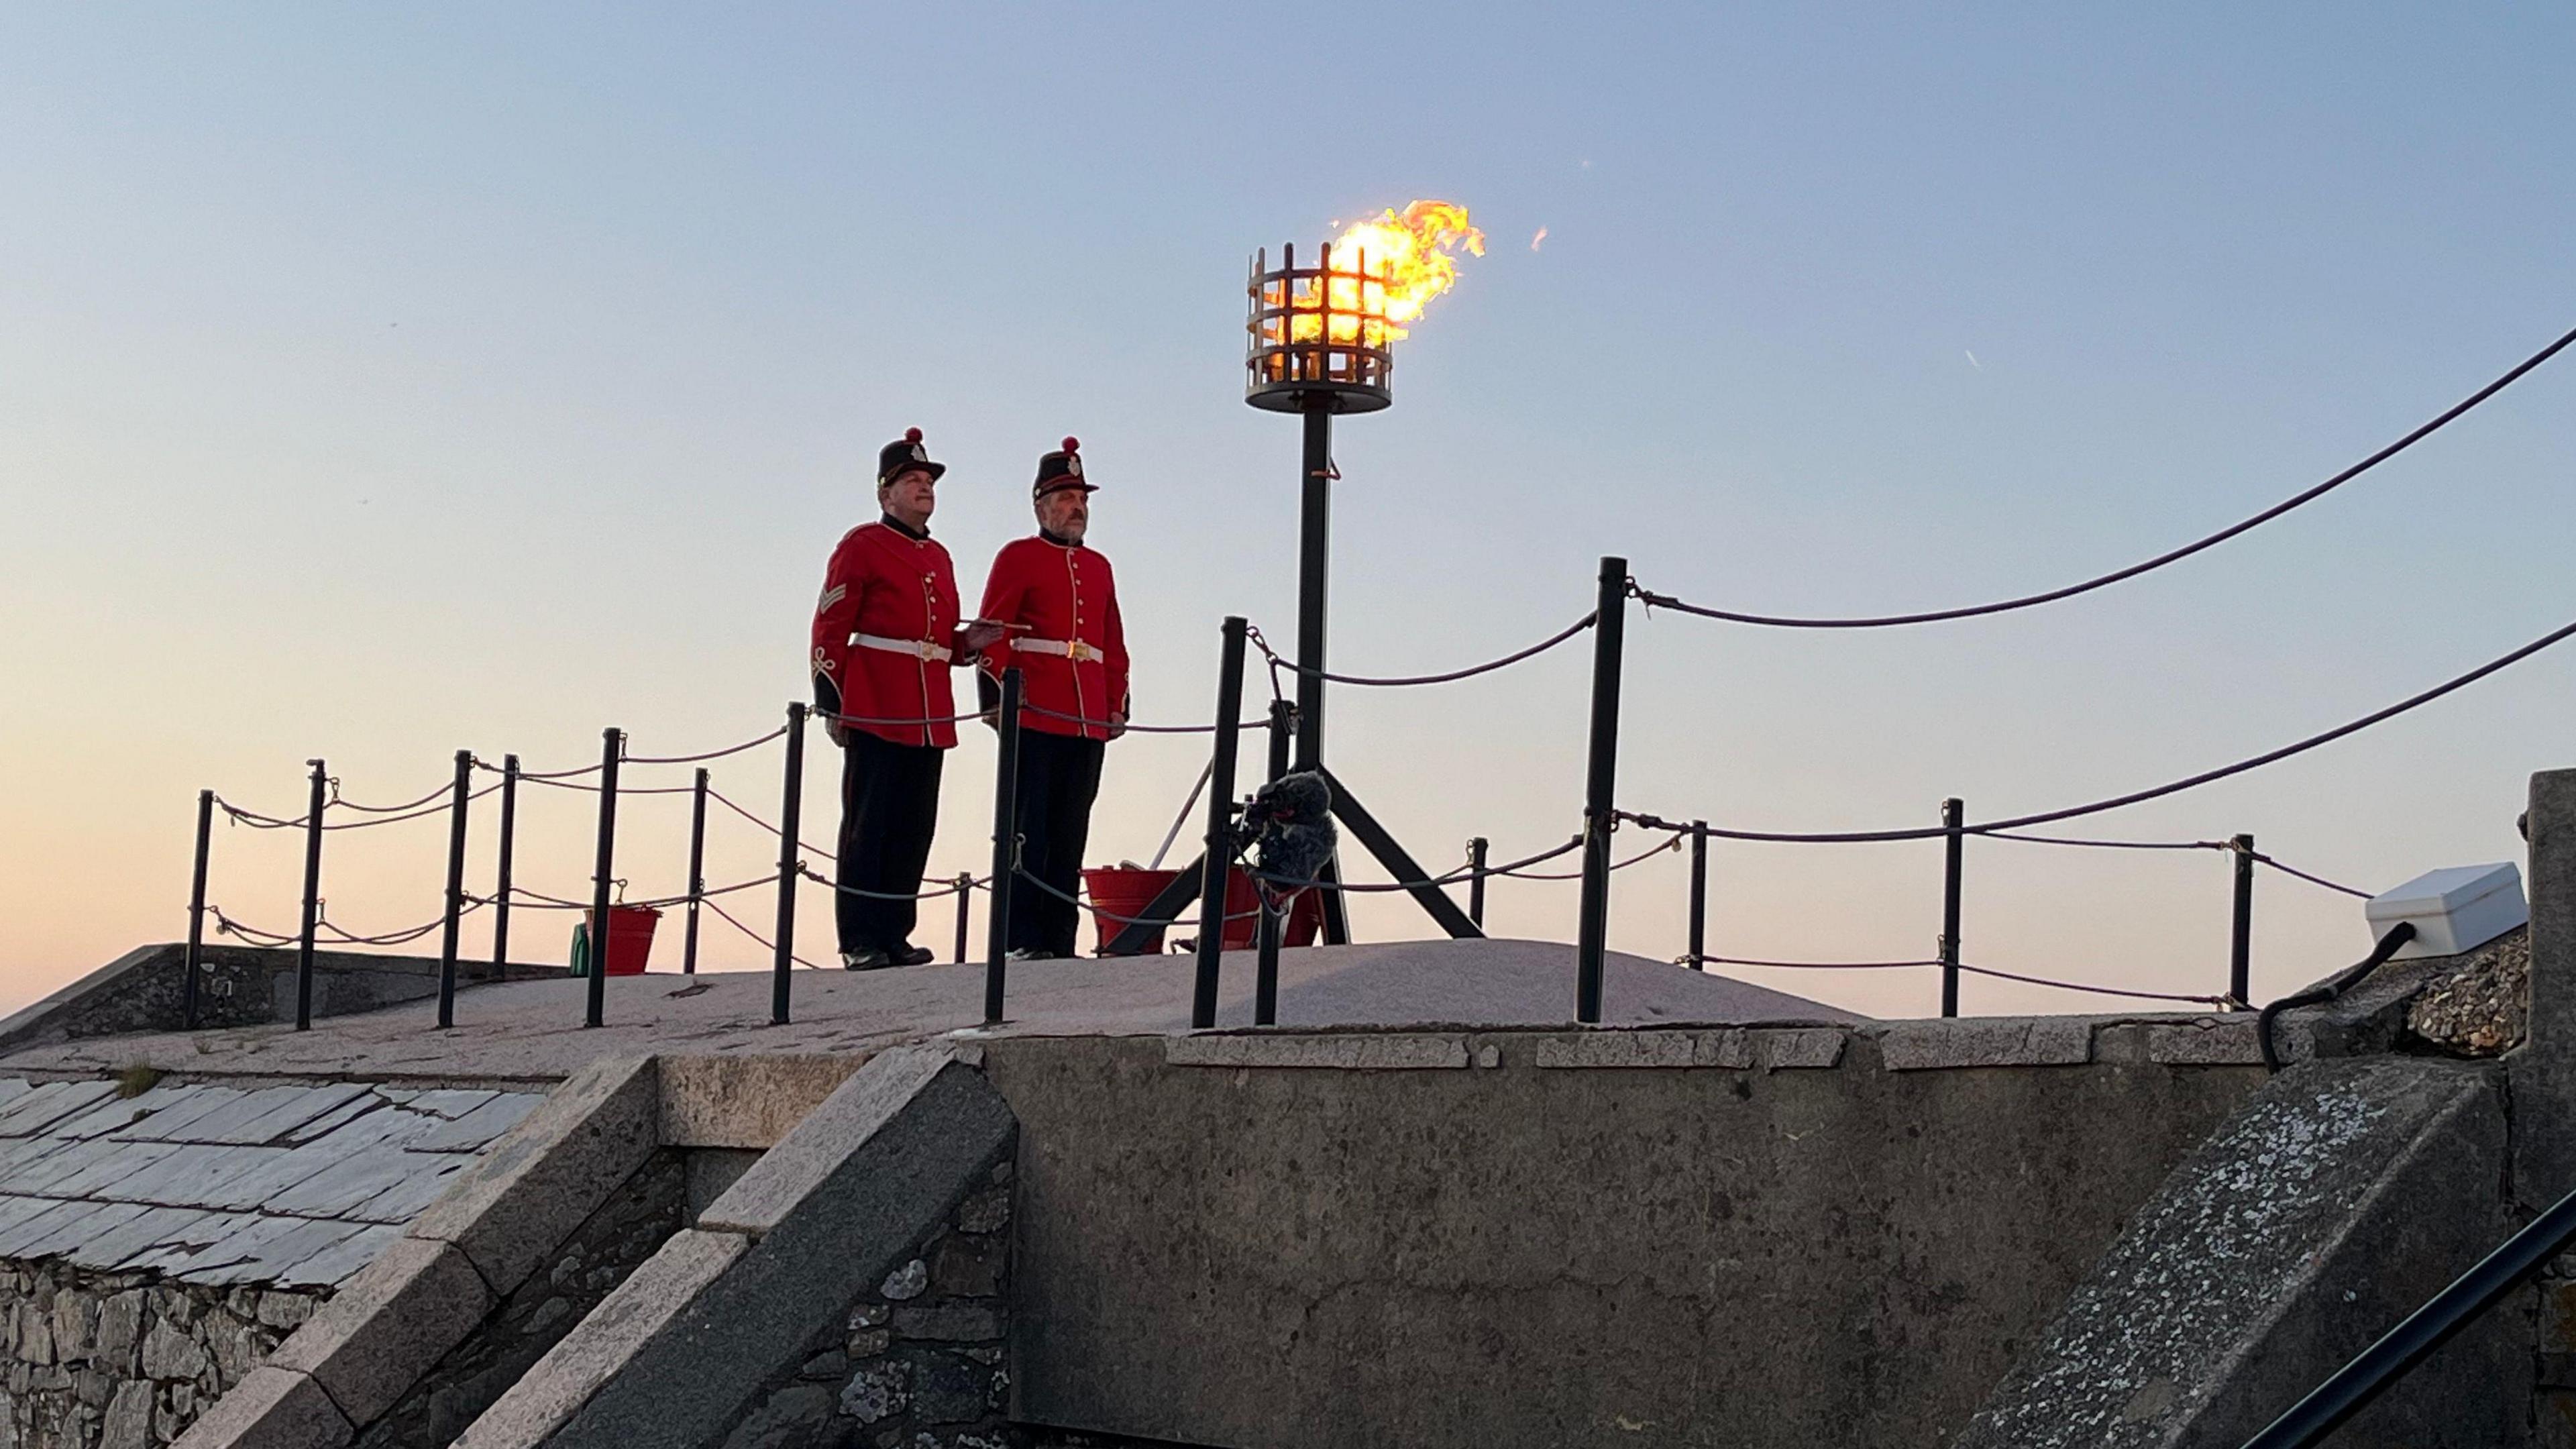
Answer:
[0,938,1862,1085]
[0,1077,541,1288]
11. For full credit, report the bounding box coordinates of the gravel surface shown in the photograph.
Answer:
[2405,925,2528,1057]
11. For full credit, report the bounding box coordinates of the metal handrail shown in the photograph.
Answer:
[2239,1172,2576,1447]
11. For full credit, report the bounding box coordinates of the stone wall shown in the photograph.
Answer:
[0,946,569,1057]
[0,1260,325,1449]
[729,1159,1015,1449]
[350,1152,685,1449]
[983,1027,2272,1449]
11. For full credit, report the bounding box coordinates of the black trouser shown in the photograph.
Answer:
[837,732,945,955]
[1006,730,1106,957]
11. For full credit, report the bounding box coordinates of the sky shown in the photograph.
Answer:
[3,4,2573,1020]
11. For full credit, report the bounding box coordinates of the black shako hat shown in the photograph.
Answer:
[1032,436,1096,499]
[876,427,947,489]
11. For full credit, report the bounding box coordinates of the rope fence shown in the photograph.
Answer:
[172,315,2574,1032]
[1245,612,1597,687]
[1613,610,2576,845]
[1685,953,2233,1008]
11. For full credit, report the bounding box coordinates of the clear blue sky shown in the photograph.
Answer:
[4,4,2571,1017]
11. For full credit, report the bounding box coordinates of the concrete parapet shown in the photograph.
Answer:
[654,1055,863,1152]
[1957,1056,2518,1449]
[1880,1017,2095,1070]
[1532,1030,1701,1068]
[1166,1032,1470,1070]
[1521,1026,1847,1070]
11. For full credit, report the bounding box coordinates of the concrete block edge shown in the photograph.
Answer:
[1163,1034,1472,1070]
[404,1054,660,1289]
[167,1364,354,1449]
[451,1227,749,1449]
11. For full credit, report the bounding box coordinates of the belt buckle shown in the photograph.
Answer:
[1069,641,1095,663]
[916,639,938,661]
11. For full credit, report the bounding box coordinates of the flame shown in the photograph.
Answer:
[1263,200,1485,348]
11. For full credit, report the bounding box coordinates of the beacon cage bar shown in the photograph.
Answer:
[1245,242,1395,413]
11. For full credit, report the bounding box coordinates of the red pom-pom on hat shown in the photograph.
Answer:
[904,427,923,444]
[1061,436,1079,453]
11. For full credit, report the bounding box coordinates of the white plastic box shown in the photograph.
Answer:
[2364,862,2526,959]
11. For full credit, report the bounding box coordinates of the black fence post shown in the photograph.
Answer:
[1575,556,1629,1024]
[953,873,973,965]
[1939,798,1965,1018]
[985,669,1024,1024]
[294,759,326,1031]
[183,789,213,1030]
[1255,698,1295,1026]
[1688,820,1709,971]
[773,704,806,1024]
[585,729,623,1030]
[490,754,519,979]
[435,749,472,1030]
[2231,832,2255,1008]
[1193,620,1248,1030]
[1466,837,1489,930]
[683,767,709,976]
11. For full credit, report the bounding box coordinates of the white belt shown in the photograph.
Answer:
[1015,637,1102,662]
[854,633,951,663]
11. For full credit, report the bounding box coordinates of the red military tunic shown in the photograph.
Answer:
[811,518,965,749]
[975,534,1130,740]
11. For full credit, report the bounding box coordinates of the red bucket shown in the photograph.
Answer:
[1081,866,1323,956]
[577,904,661,976]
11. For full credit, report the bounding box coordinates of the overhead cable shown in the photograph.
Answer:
[1634,320,2576,629]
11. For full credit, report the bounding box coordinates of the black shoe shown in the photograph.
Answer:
[892,944,936,967]
[1004,947,1055,963]
[841,947,894,971]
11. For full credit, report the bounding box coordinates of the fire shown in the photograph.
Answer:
[1267,200,1485,348]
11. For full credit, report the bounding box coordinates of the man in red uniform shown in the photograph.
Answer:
[977,437,1130,960]
[812,428,1003,969]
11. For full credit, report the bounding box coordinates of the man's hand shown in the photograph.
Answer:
[957,619,1010,655]
[1107,710,1127,740]
[823,716,849,748]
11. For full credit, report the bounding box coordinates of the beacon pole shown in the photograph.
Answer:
[1297,400,1352,947]
[1295,406,1331,772]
